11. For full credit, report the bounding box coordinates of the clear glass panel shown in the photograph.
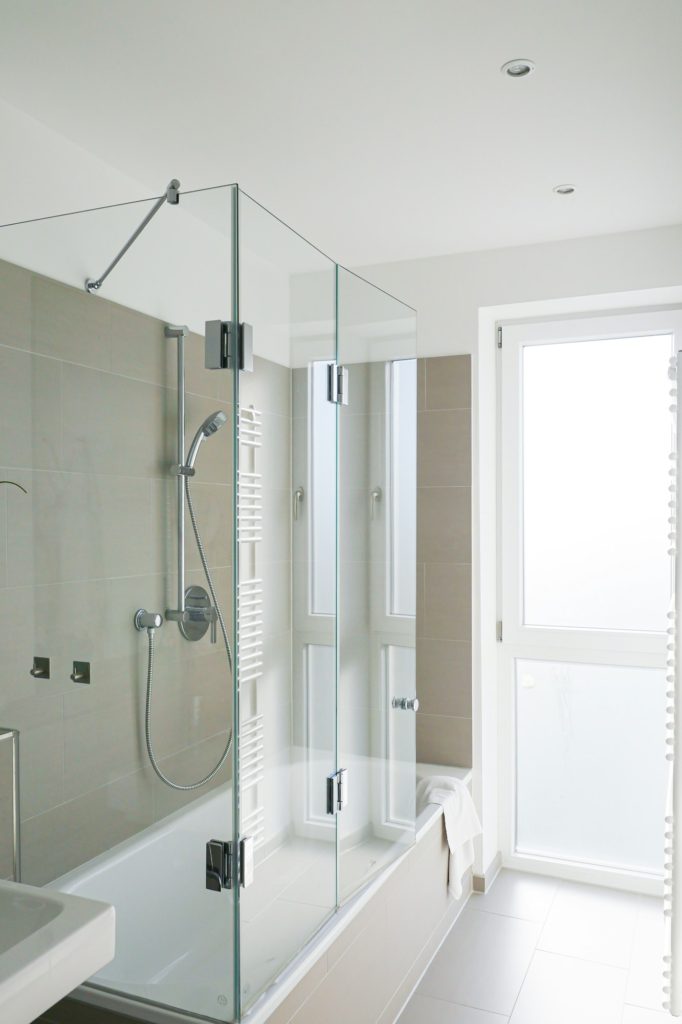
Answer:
[515,658,667,874]
[336,266,417,903]
[0,185,238,1021]
[522,333,672,632]
[236,190,337,1012]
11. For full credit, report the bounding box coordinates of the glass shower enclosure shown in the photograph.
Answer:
[0,183,417,1021]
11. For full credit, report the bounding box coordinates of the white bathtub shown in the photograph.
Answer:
[48,765,471,1024]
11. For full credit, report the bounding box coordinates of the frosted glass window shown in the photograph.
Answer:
[522,334,671,632]
[388,359,417,617]
[309,361,336,615]
[515,658,667,874]
[384,644,417,826]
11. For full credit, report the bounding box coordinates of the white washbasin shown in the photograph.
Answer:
[0,878,115,1024]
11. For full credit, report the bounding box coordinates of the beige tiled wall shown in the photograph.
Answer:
[417,356,472,768]
[0,258,236,884]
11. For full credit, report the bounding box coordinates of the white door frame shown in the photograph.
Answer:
[472,286,682,887]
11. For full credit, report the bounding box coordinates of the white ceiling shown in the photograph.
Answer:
[0,0,681,266]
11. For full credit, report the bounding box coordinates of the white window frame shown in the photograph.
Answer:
[499,308,682,893]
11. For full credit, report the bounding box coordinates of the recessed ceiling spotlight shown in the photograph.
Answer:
[501,59,535,78]
[553,184,576,195]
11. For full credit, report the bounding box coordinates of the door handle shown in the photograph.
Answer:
[392,696,419,712]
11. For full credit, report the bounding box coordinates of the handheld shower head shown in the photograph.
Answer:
[185,410,228,469]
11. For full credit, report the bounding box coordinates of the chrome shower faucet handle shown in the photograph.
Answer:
[134,609,163,631]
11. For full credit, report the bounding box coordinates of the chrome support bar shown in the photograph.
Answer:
[85,179,180,293]
[0,728,21,881]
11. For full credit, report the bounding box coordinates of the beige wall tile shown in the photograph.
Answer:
[241,355,291,419]
[290,897,390,1024]
[417,485,471,564]
[109,302,173,386]
[417,639,472,718]
[151,478,232,577]
[62,693,142,801]
[21,769,155,885]
[418,408,471,487]
[32,273,111,371]
[0,259,31,351]
[425,354,471,410]
[7,470,154,586]
[416,713,473,768]
[422,563,472,642]
[150,733,231,821]
[185,330,233,402]
[265,953,328,1024]
[61,363,172,478]
[0,348,62,470]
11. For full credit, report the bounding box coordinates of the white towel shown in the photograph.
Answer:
[416,775,482,899]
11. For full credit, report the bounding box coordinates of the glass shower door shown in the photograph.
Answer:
[235,189,338,1014]
[0,184,240,1022]
[336,267,418,902]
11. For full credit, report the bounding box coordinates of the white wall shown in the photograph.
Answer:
[355,224,682,358]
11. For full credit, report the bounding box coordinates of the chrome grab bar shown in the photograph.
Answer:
[0,728,20,881]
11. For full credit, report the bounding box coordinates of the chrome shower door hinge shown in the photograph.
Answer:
[205,320,254,372]
[206,837,255,892]
[326,768,348,814]
[327,362,349,405]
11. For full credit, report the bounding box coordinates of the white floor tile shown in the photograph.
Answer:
[626,897,667,1011]
[418,905,541,1016]
[398,994,508,1023]
[537,880,639,968]
[472,870,558,923]
[509,951,626,1024]
[622,1005,676,1022]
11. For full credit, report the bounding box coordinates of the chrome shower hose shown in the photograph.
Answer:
[144,476,233,791]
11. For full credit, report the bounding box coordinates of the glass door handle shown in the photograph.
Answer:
[392,696,419,712]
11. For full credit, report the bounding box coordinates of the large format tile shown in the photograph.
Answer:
[418,486,471,564]
[510,951,626,1024]
[417,638,472,717]
[472,869,558,924]
[418,409,471,487]
[424,355,471,412]
[7,470,153,585]
[622,1005,675,1022]
[626,897,667,1010]
[538,880,639,968]
[0,259,31,351]
[0,347,62,470]
[109,302,173,386]
[422,563,471,641]
[32,273,111,371]
[418,905,541,1015]
[61,362,172,478]
[417,713,472,768]
[399,994,507,1024]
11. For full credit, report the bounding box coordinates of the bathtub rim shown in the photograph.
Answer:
[59,764,471,1024]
